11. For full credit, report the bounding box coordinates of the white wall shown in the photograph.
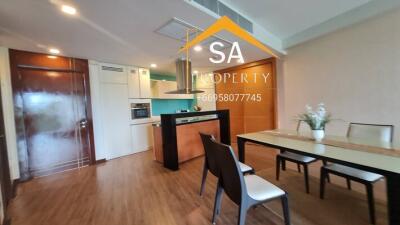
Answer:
[279,8,400,140]
[0,47,20,180]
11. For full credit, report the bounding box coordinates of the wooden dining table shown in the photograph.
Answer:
[237,129,400,225]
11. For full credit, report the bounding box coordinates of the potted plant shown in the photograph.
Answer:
[297,103,331,142]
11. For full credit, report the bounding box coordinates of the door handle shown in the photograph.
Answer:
[79,119,88,128]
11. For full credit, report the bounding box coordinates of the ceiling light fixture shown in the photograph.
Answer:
[49,48,60,54]
[150,63,157,68]
[61,5,77,15]
[193,45,202,52]
[237,59,244,63]
[193,70,199,74]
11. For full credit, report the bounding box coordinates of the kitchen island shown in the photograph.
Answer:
[152,110,230,170]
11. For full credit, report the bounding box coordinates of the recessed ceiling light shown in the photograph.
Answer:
[61,5,77,15]
[193,70,199,74]
[193,45,202,52]
[237,59,244,63]
[49,48,60,54]
[150,63,157,68]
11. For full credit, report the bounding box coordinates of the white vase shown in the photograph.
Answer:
[312,130,325,142]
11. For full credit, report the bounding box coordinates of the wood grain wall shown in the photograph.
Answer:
[215,58,277,142]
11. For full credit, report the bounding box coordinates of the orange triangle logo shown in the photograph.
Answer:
[179,16,278,58]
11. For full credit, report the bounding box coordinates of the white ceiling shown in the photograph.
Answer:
[0,0,389,74]
[221,0,372,39]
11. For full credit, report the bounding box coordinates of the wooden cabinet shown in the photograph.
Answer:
[128,67,151,99]
[152,120,220,163]
[215,58,277,142]
[150,80,194,99]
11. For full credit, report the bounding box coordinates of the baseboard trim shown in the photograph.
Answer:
[2,217,11,225]
[96,159,107,164]
[12,179,19,198]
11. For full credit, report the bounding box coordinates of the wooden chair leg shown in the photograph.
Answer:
[320,168,326,199]
[346,178,352,190]
[303,164,310,194]
[212,181,224,224]
[238,204,248,225]
[366,184,376,225]
[199,161,208,196]
[297,164,301,173]
[276,156,281,181]
[281,194,291,225]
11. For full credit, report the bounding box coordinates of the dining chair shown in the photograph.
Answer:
[320,123,394,225]
[276,121,327,193]
[199,132,254,196]
[210,139,291,225]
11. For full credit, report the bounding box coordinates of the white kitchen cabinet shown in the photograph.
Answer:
[128,67,151,99]
[139,68,151,98]
[150,80,194,99]
[99,83,132,159]
[91,61,153,161]
[99,63,127,84]
[128,67,140,98]
[195,73,216,111]
[130,123,153,153]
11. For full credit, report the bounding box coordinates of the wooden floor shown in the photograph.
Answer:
[8,144,388,225]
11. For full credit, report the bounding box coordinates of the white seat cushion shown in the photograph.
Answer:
[324,164,383,182]
[279,152,317,163]
[244,175,285,201]
[239,162,253,173]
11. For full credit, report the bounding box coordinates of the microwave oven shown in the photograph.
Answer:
[131,103,151,119]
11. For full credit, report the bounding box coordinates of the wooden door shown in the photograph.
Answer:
[215,58,277,142]
[9,49,95,179]
[0,85,12,216]
[243,62,275,133]
[215,70,244,141]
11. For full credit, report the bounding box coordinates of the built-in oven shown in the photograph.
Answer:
[131,103,151,120]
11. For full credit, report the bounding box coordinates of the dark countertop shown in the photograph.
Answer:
[152,114,218,127]
[158,110,230,170]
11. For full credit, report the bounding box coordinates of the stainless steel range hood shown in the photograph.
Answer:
[165,58,204,94]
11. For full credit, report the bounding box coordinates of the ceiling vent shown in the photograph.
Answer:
[101,66,124,72]
[191,0,253,33]
[155,17,232,50]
